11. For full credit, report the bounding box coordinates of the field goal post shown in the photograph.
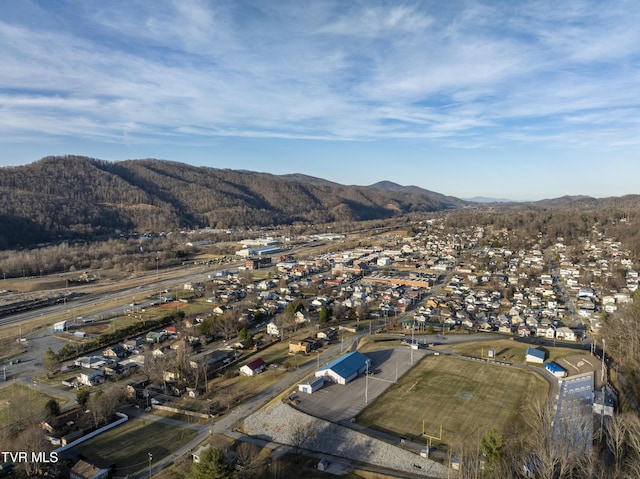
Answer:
[422,421,443,448]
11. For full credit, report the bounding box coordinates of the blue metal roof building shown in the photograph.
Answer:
[315,351,371,385]
[545,361,567,378]
[525,347,546,363]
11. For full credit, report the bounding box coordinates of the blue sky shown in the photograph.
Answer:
[1,0,640,201]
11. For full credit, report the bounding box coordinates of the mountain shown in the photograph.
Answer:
[368,181,466,206]
[463,196,515,203]
[0,156,464,249]
[535,195,595,207]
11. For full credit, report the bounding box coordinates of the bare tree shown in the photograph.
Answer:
[288,420,317,457]
[87,388,123,428]
[215,310,241,340]
[14,424,49,476]
[235,442,263,478]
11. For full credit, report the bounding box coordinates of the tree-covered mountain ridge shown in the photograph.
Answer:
[0,155,465,248]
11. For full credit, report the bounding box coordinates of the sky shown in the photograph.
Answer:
[1,0,640,201]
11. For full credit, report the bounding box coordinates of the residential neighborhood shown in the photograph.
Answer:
[0,215,638,479]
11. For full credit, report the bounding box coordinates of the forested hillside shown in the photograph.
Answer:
[0,156,463,249]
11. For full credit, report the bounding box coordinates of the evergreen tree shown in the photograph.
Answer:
[189,447,232,479]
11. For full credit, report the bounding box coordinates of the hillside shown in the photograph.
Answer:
[0,156,464,249]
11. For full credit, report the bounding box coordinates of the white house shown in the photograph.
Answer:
[77,369,105,387]
[266,321,280,337]
[240,358,266,376]
[555,327,577,342]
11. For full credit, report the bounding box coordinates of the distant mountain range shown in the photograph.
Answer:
[1,156,637,250]
[0,156,465,249]
[463,196,515,203]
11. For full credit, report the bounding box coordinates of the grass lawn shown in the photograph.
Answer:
[357,354,548,450]
[358,337,404,353]
[75,417,197,475]
[0,383,64,428]
[445,338,583,366]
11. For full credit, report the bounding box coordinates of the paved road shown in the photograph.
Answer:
[124,333,366,479]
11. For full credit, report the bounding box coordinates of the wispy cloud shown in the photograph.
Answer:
[1,0,640,153]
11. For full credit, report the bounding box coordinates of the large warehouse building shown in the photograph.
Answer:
[315,351,371,385]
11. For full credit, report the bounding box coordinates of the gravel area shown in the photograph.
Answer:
[243,401,448,478]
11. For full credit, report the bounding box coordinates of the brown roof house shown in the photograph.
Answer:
[240,358,266,377]
[70,460,109,479]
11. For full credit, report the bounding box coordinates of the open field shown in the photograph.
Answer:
[73,417,197,475]
[443,338,587,366]
[0,382,64,428]
[356,354,548,449]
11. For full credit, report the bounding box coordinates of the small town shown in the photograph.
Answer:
[2,2,640,478]
[1,212,637,479]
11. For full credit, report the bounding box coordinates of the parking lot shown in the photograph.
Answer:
[295,346,429,422]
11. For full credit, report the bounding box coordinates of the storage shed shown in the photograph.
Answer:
[545,361,567,378]
[298,376,325,394]
[525,347,546,364]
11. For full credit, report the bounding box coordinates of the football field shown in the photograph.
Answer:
[356,354,548,448]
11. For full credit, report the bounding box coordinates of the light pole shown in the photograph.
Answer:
[365,361,369,404]
[155,257,159,279]
[410,320,416,365]
[148,453,152,479]
[316,350,320,370]
[601,338,606,383]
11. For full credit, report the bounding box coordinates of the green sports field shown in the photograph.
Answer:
[357,354,548,449]
[74,417,197,475]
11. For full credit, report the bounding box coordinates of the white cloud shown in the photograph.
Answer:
[1,0,640,154]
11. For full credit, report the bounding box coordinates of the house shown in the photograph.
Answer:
[123,338,142,352]
[164,326,178,336]
[240,358,266,376]
[294,310,310,324]
[267,321,280,337]
[525,348,546,364]
[145,331,166,343]
[124,379,151,400]
[41,408,85,436]
[70,460,109,479]
[77,369,105,386]
[536,326,555,339]
[75,356,110,369]
[103,345,127,359]
[498,323,512,334]
[517,324,532,337]
[317,328,337,341]
[289,339,314,355]
[555,326,577,342]
[315,351,371,385]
